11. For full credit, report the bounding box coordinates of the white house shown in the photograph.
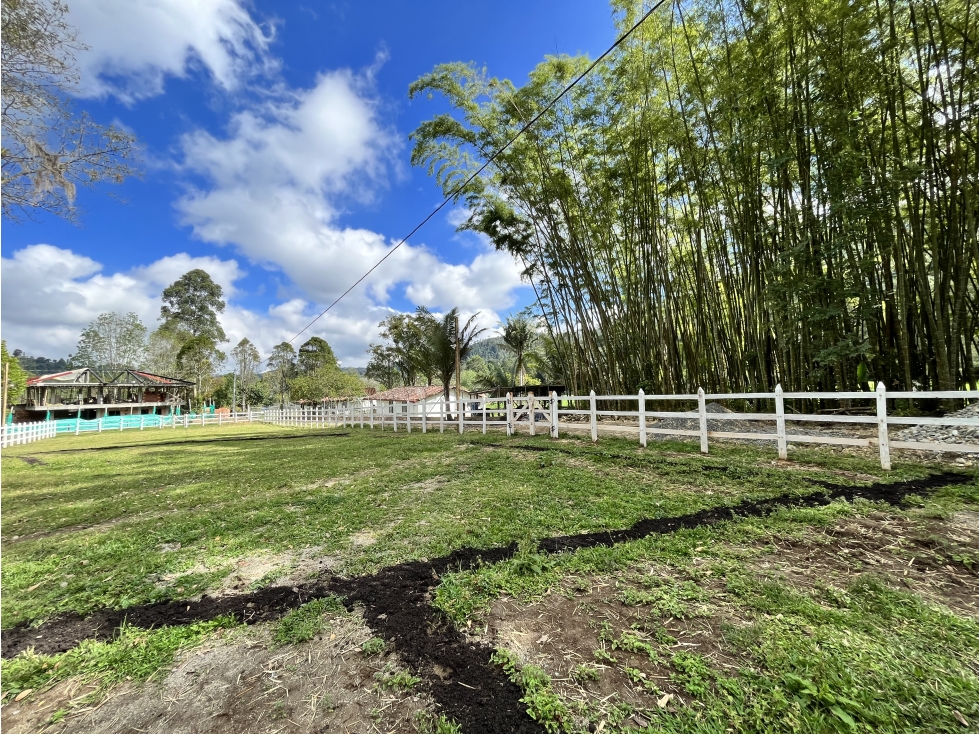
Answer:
[370,386,484,418]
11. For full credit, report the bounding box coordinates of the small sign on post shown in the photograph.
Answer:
[506,393,513,436]
[528,392,535,437]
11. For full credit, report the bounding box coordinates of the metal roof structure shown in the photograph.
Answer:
[26,368,193,388]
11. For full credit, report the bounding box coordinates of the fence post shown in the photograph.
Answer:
[119,416,124,431]
[440,398,445,433]
[422,402,427,433]
[360,404,364,429]
[407,403,412,433]
[638,389,647,448]
[482,397,487,435]
[140,416,145,431]
[550,391,559,439]
[876,382,891,470]
[393,403,398,432]
[506,393,513,436]
[528,392,536,436]
[775,384,787,460]
[590,391,598,443]
[458,394,464,435]
[98,418,103,433]
[697,388,708,454]
[75,417,81,436]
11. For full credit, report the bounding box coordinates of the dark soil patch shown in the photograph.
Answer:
[16,456,44,465]
[2,472,970,734]
[26,432,351,455]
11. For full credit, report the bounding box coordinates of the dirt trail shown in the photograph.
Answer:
[2,472,971,734]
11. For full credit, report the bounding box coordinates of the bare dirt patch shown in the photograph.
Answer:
[1,612,435,734]
[752,511,979,618]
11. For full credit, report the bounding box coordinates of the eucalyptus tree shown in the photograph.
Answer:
[160,270,227,343]
[74,312,147,371]
[267,342,297,408]
[230,338,260,409]
[297,337,338,375]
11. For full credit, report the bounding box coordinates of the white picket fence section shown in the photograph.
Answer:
[264,384,978,469]
[0,421,58,448]
[0,411,263,449]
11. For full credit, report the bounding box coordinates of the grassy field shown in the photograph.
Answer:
[1,423,978,733]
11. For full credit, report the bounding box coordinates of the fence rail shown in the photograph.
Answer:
[0,421,58,448]
[263,384,977,469]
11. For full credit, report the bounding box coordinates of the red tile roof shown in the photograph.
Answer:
[371,385,444,403]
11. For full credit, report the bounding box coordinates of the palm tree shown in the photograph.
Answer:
[419,308,486,409]
[502,315,537,386]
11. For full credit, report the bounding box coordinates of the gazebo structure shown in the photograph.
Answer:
[15,369,194,422]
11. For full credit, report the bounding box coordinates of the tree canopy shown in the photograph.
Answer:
[73,312,147,371]
[160,269,227,343]
[1,0,139,222]
[297,337,338,375]
[411,0,978,394]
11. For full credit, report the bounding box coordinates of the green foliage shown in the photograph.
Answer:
[1,339,30,408]
[414,711,463,734]
[491,648,571,733]
[273,597,345,646]
[361,637,385,656]
[410,0,978,394]
[73,312,147,370]
[374,666,421,691]
[288,366,365,401]
[266,342,296,406]
[160,270,226,343]
[297,337,338,375]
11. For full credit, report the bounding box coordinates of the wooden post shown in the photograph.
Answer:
[775,384,787,460]
[528,392,536,436]
[482,397,487,435]
[422,400,427,433]
[589,390,598,442]
[458,394,464,435]
[140,415,145,431]
[393,403,398,432]
[638,389,646,448]
[76,416,81,436]
[454,314,461,422]
[876,382,891,470]
[440,397,445,433]
[697,388,708,454]
[98,418,103,433]
[407,402,412,433]
[550,391,559,438]
[506,392,513,436]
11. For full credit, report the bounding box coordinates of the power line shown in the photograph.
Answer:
[280,1,668,351]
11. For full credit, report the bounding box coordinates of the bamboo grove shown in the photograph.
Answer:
[409,0,978,395]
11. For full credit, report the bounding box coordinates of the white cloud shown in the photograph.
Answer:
[0,244,396,367]
[68,0,272,100]
[0,245,244,357]
[176,67,528,347]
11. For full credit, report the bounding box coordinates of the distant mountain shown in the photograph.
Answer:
[14,352,71,376]
[468,336,509,363]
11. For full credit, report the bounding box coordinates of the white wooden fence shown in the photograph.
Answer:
[0,421,57,448]
[0,411,262,449]
[264,384,978,469]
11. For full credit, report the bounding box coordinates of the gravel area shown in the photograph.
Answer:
[896,403,979,446]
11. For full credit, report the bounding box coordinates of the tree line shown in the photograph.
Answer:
[409,0,978,395]
[2,269,368,411]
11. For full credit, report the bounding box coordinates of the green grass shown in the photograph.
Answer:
[2,422,977,731]
[4,422,948,628]
[1,616,239,700]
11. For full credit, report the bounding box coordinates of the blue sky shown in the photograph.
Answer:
[1,0,617,366]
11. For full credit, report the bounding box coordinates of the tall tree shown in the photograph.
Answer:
[502,314,538,386]
[73,312,147,370]
[297,337,338,375]
[267,341,296,408]
[141,326,187,377]
[160,269,227,342]
[365,343,400,389]
[1,340,30,414]
[176,335,223,404]
[1,0,138,222]
[230,338,260,409]
[417,308,487,403]
[289,367,365,402]
[410,0,978,395]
